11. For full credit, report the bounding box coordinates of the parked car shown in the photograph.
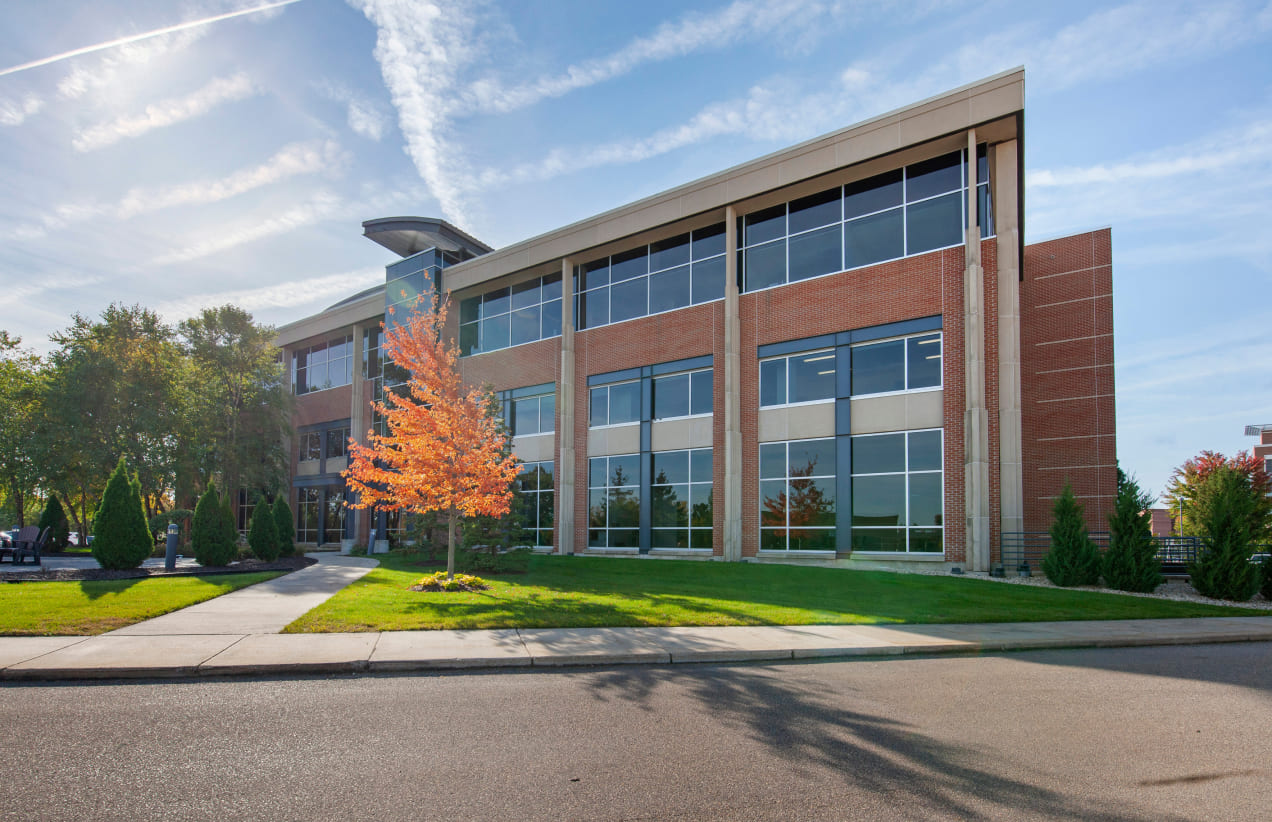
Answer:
[1250,552,1271,566]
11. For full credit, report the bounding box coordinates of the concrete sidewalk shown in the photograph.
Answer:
[3,616,1272,681]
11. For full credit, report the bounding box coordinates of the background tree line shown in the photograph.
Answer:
[0,304,290,542]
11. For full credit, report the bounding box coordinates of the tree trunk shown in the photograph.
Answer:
[446,505,457,580]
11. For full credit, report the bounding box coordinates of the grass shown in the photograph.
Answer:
[284,554,1268,633]
[0,572,282,636]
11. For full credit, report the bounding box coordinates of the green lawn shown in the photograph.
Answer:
[0,572,281,636]
[284,554,1268,633]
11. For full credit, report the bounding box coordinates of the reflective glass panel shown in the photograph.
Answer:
[542,273,563,301]
[690,256,726,304]
[790,528,835,551]
[852,433,905,475]
[789,351,836,403]
[744,204,786,246]
[744,240,786,291]
[652,450,689,484]
[460,297,480,324]
[608,488,639,528]
[852,339,904,395]
[906,191,962,255]
[609,277,647,324]
[911,528,943,553]
[690,449,712,482]
[589,387,608,428]
[481,314,510,351]
[788,224,842,282]
[581,259,609,289]
[844,208,904,269]
[610,247,648,282]
[649,266,690,314]
[541,299,561,337]
[483,288,510,317]
[787,478,835,527]
[588,457,607,488]
[759,443,786,480]
[759,359,786,406]
[510,306,540,346]
[908,429,942,472]
[788,187,841,234]
[511,279,540,309]
[690,485,712,527]
[514,397,539,436]
[691,223,726,259]
[652,374,689,420]
[690,370,713,415]
[540,395,555,432]
[852,475,905,526]
[909,473,943,527]
[608,382,641,425]
[650,234,690,271]
[582,288,609,328]
[759,480,787,526]
[789,438,835,477]
[459,324,478,355]
[908,334,942,388]
[906,151,962,201]
[843,169,903,218]
[852,528,905,552]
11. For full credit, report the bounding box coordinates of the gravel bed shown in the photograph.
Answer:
[879,563,1272,610]
[0,555,315,583]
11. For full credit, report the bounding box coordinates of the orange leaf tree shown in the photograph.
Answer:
[343,292,520,578]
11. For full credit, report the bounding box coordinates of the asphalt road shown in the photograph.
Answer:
[3,643,1271,821]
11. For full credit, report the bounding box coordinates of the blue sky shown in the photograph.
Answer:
[1,0,1270,498]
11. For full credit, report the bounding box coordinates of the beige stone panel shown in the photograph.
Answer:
[851,391,943,435]
[834,123,901,168]
[297,460,319,477]
[651,417,713,451]
[325,456,348,474]
[777,144,838,186]
[758,403,835,443]
[899,100,971,147]
[969,83,1025,125]
[587,424,640,457]
[512,433,555,463]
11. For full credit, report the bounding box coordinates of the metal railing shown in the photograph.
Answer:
[999,532,1219,577]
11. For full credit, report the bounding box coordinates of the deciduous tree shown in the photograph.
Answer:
[344,294,520,579]
[1163,450,1271,541]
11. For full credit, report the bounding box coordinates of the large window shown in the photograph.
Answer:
[518,461,554,548]
[651,448,713,549]
[590,380,641,427]
[851,332,942,396]
[292,335,353,395]
[759,349,836,407]
[324,488,348,543]
[459,273,562,356]
[740,147,992,292]
[851,429,943,553]
[588,454,640,548]
[296,487,320,543]
[577,223,726,330]
[326,426,350,460]
[362,327,381,380]
[760,438,836,551]
[652,368,712,419]
[298,432,322,463]
[512,391,555,436]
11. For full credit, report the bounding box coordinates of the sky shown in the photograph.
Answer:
[0,0,1269,499]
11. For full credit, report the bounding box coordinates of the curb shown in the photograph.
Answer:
[5,630,1272,682]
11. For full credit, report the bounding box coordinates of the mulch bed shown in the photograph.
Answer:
[0,555,315,583]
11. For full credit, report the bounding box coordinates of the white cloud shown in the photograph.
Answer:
[0,94,44,126]
[315,80,389,140]
[154,266,384,321]
[72,72,258,151]
[58,29,206,100]
[10,140,345,240]
[152,190,345,265]
[0,273,105,308]
[461,0,824,114]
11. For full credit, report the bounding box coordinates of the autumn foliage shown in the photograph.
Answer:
[1163,450,1272,541]
[343,293,520,578]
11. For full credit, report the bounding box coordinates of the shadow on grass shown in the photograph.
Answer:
[579,663,1193,822]
[77,577,145,600]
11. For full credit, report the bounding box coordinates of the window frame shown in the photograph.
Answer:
[651,367,714,421]
[850,428,944,555]
[650,447,714,552]
[849,331,943,399]
[458,272,563,357]
[589,380,641,429]
[587,454,641,550]
[757,348,837,409]
[758,437,837,553]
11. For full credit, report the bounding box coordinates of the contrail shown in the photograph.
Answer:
[0,0,304,78]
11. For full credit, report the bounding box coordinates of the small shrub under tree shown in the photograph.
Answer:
[91,457,152,570]
[1102,472,1164,593]
[248,498,281,561]
[1189,465,1261,601]
[192,484,235,567]
[273,497,296,558]
[38,494,71,549]
[1043,483,1102,587]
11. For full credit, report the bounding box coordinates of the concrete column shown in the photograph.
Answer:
[557,258,576,555]
[993,140,1024,543]
[722,205,743,562]
[964,128,991,572]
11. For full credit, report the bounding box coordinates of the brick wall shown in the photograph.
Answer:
[1020,228,1116,532]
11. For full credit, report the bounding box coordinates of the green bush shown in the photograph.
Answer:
[148,509,193,546]
[221,497,239,550]
[1043,483,1102,587]
[1260,556,1272,601]
[1103,473,1164,593]
[38,494,70,549]
[248,499,281,561]
[272,497,296,557]
[1189,466,1261,601]
[192,484,235,567]
[91,457,151,570]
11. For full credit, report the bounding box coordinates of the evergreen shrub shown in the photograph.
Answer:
[192,484,235,567]
[1103,473,1164,592]
[1043,483,1102,587]
[248,499,281,561]
[91,457,151,570]
[272,497,295,557]
[1189,466,1261,601]
[38,494,70,549]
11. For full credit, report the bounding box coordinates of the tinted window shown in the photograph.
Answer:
[906,191,962,255]
[511,279,540,309]
[759,359,786,406]
[852,474,905,526]
[844,208,904,269]
[653,374,689,419]
[852,339,904,395]
[541,299,561,338]
[692,223,726,259]
[649,266,691,314]
[788,351,835,403]
[788,187,841,234]
[510,306,540,347]
[788,224,841,282]
[581,259,609,289]
[690,370,713,415]
[852,433,904,474]
[514,397,540,435]
[483,288,509,317]
[608,382,641,424]
[589,387,607,428]
[481,314,510,351]
[691,256,725,304]
[844,169,903,218]
[650,234,690,271]
[609,277,647,324]
[582,288,609,328]
[745,240,786,291]
[652,450,689,484]
[907,334,941,388]
[744,205,786,246]
[610,247,648,282]
[788,438,835,477]
[906,151,962,201]
[908,429,942,471]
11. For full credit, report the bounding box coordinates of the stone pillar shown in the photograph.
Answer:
[349,323,365,543]
[557,258,576,555]
[994,140,1024,544]
[964,128,991,572]
[722,206,743,562]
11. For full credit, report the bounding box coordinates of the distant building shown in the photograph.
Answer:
[273,68,1117,571]
[1245,424,1272,476]
[1148,508,1174,538]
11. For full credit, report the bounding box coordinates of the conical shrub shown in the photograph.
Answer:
[91,457,151,570]
[273,496,296,558]
[38,493,70,549]
[1043,483,1102,587]
[1103,474,1164,592]
[1189,466,1261,601]
[248,498,280,561]
[192,484,234,567]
